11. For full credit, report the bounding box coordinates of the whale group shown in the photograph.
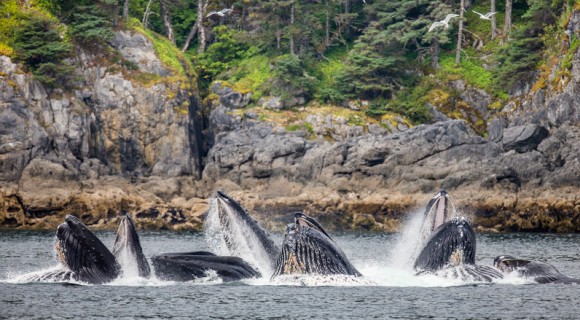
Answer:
[29,190,578,285]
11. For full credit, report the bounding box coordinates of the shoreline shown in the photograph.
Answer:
[1,177,578,233]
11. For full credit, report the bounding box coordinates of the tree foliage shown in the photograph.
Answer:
[12,15,74,87]
[3,0,575,125]
[494,0,564,89]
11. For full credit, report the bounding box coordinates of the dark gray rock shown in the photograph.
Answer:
[487,117,506,142]
[502,124,549,153]
[212,82,251,109]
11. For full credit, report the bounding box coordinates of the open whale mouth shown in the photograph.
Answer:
[272,213,361,278]
[294,212,332,240]
[55,215,120,284]
[424,190,454,231]
[208,191,280,272]
[112,214,151,278]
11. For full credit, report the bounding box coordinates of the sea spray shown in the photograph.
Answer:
[116,247,140,279]
[386,210,428,270]
[204,198,274,277]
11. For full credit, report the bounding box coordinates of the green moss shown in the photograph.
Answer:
[128,18,190,77]
[562,35,579,70]
[285,124,302,131]
[439,53,493,92]
[347,114,365,126]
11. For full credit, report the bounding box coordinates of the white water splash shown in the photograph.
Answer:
[386,210,427,270]
[268,274,376,287]
[116,247,141,279]
[204,198,274,277]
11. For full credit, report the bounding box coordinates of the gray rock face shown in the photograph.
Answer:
[262,97,283,110]
[203,116,508,193]
[0,31,198,183]
[110,31,169,76]
[502,124,549,153]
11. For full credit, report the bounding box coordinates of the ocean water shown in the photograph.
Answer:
[0,229,578,319]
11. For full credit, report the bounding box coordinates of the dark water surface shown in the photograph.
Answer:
[1,231,578,319]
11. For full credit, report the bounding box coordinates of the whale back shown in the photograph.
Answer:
[494,256,580,284]
[151,251,261,282]
[414,217,476,272]
[112,214,151,278]
[56,215,120,284]
[272,215,361,278]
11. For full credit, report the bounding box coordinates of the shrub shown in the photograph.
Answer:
[270,54,316,104]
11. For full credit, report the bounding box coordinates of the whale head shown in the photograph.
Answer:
[414,217,476,272]
[272,212,361,278]
[56,215,120,284]
[112,213,151,278]
[207,191,280,270]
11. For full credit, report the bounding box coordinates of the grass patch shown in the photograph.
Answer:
[221,54,271,101]
[439,52,493,92]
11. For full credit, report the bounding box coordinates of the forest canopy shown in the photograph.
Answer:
[0,0,577,124]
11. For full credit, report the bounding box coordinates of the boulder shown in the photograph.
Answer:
[502,124,549,153]
[212,81,251,109]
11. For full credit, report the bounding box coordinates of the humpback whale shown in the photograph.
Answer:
[151,251,261,282]
[272,213,361,278]
[414,217,502,281]
[112,213,151,278]
[54,215,121,284]
[205,191,280,273]
[23,214,151,284]
[494,255,580,284]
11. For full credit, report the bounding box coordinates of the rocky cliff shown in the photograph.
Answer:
[1,23,580,232]
[0,30,206,230]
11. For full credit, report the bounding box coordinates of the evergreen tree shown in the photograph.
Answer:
[12,15,74,88]
[495,0,562,90]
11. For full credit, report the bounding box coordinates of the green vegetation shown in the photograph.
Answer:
[129,18,191,77]
[1,0,577,134]
[12,15,74,88]
[439,52,493,92]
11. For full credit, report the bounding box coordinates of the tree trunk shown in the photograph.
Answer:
[142,0,153,27]
[197,0,207,53]
[123,0,130,21]
[455,0,464,64]
[160,0,176,45]
[181,23,198,52]
[491,0,496,39]
[504,0,512,39]
[276,29,282,49]
[431,36,439,69]
[344,0,350,38]
[290,1,295,55]
[325,0,330,48]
